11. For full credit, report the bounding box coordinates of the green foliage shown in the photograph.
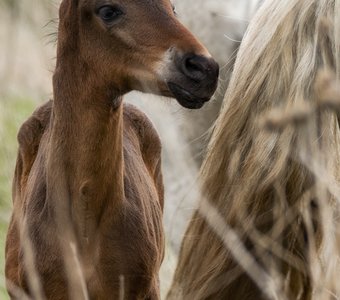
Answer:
[0,0,19,11]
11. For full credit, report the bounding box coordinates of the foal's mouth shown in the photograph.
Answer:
[167,82,210,109]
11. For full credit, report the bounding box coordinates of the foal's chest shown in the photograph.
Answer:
[83,127,164,298]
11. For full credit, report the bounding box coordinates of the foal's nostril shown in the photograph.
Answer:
[182,55,206,82]
[181,54,219,83]
[185,57,205,74]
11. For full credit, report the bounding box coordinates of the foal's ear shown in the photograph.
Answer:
[59,0,80,26]
[61,0,79,6]
[57,0,80,51]
[59,0,79,17]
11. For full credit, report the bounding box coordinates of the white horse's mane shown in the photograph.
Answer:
[168,0,340,299]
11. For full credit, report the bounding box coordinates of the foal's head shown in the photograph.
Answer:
[57,0,219,109]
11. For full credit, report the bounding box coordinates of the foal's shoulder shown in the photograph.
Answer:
[123,103,161,153]
[123,103,163,205]
[13,100,52,203]
[17,100,52,151]
[123,103,162,172]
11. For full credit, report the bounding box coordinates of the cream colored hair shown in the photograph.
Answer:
[168,0,340,299]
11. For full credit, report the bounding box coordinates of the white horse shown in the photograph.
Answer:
[168,0,340,298]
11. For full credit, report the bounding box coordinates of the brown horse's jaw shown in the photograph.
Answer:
[156,50,219,109]
[167,82,210,109]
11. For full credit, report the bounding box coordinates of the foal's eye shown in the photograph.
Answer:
[98,5,124,23]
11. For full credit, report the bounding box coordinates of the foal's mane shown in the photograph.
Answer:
[171,0,340,298]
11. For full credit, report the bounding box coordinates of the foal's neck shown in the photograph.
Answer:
[47,57,124,242]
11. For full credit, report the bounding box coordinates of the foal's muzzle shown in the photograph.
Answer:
[168,53,219,109]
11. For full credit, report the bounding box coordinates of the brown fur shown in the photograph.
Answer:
[5,0,218,299]
[6,101,164,299]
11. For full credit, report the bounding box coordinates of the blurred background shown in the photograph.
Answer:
[0,0,260,298]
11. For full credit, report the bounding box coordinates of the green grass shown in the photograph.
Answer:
[0,95,37,299]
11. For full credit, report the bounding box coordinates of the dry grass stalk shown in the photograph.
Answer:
[261,70,340,132]
[168,0,340,299]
